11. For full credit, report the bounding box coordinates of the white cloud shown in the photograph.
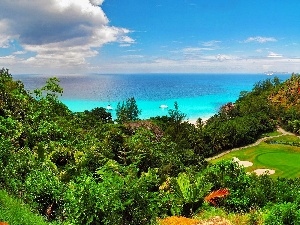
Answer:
[244,36,277,43]
[216,54,235,61]
[89,0,104,6]
[13,51,27,55]
[182,47,202,53]
[202,40,221,47]
[267,52,283,58]
[119,36,135,47]
[0,0,134,71]
[183,47,214,52]
[0,55,15,60]
[94,52,300,74]
[0,19,14,48]
[121,54,144,59]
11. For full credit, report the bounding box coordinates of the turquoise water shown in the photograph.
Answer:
[15,73,290,121]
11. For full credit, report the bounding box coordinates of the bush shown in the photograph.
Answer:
[2,147,37,193]
[264,202,300,225]
[24,168,64,220]
[64,161,164,225]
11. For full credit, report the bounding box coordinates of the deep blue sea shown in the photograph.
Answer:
[14,73,290,121]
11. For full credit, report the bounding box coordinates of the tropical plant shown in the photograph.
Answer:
[169,172,212,216]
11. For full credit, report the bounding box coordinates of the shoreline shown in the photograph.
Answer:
[187,115,213,125]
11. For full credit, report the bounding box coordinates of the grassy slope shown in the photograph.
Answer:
[211,135,300,178]
[0,189,58,225]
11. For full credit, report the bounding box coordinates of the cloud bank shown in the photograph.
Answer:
[0,0,134,72]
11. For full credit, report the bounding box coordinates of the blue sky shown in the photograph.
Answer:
[0,0,300,74]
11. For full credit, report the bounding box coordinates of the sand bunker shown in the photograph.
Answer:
[232,157,253,167]
[253,169,275,176]
[232,157,275,176]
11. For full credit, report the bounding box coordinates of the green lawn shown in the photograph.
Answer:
[211,135,300,178]
[260,130,282,137]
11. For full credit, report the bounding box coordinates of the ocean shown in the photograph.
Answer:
[14,73,290,121]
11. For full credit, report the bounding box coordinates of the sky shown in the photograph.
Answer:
[1,0,300,74]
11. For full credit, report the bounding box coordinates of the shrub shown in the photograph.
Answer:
[64,161,164,225]
[264,202,300,225]
[24,168,64,220]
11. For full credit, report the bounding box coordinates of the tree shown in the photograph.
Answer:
[116,97,141,123]
[33,77,63,100]
[165,102,188,144]
[83,107,112,125]
[168,101,186,125]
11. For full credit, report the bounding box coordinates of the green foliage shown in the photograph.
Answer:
[169,172,212,216]
[203,112,276,157]
[82,107,112,126]
[0,68,33,119]
[248,209,263,225]
[264,202,300,225]
[116,97,141,123]
[204,160,253,212]
[24,168,64,220]
[33,77,63,100]
[168,101,186,124]
[268,74,300,132]
[64,161,164,225]
[1,147,37,193]
[287,119,300,134]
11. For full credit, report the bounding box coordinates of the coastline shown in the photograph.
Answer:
[16,73,291,124]
[187,115,213,125]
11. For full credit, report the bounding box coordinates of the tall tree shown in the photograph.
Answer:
[116,97,141,123]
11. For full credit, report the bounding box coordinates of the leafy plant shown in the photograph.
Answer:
[170,172,212,216]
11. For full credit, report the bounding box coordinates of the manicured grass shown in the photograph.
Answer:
[260,130,282,137]
[211,135,300,178]
[271,134,300,142]
[0,189,58,225]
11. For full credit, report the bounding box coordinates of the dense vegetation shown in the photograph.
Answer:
[1,68,300,224]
